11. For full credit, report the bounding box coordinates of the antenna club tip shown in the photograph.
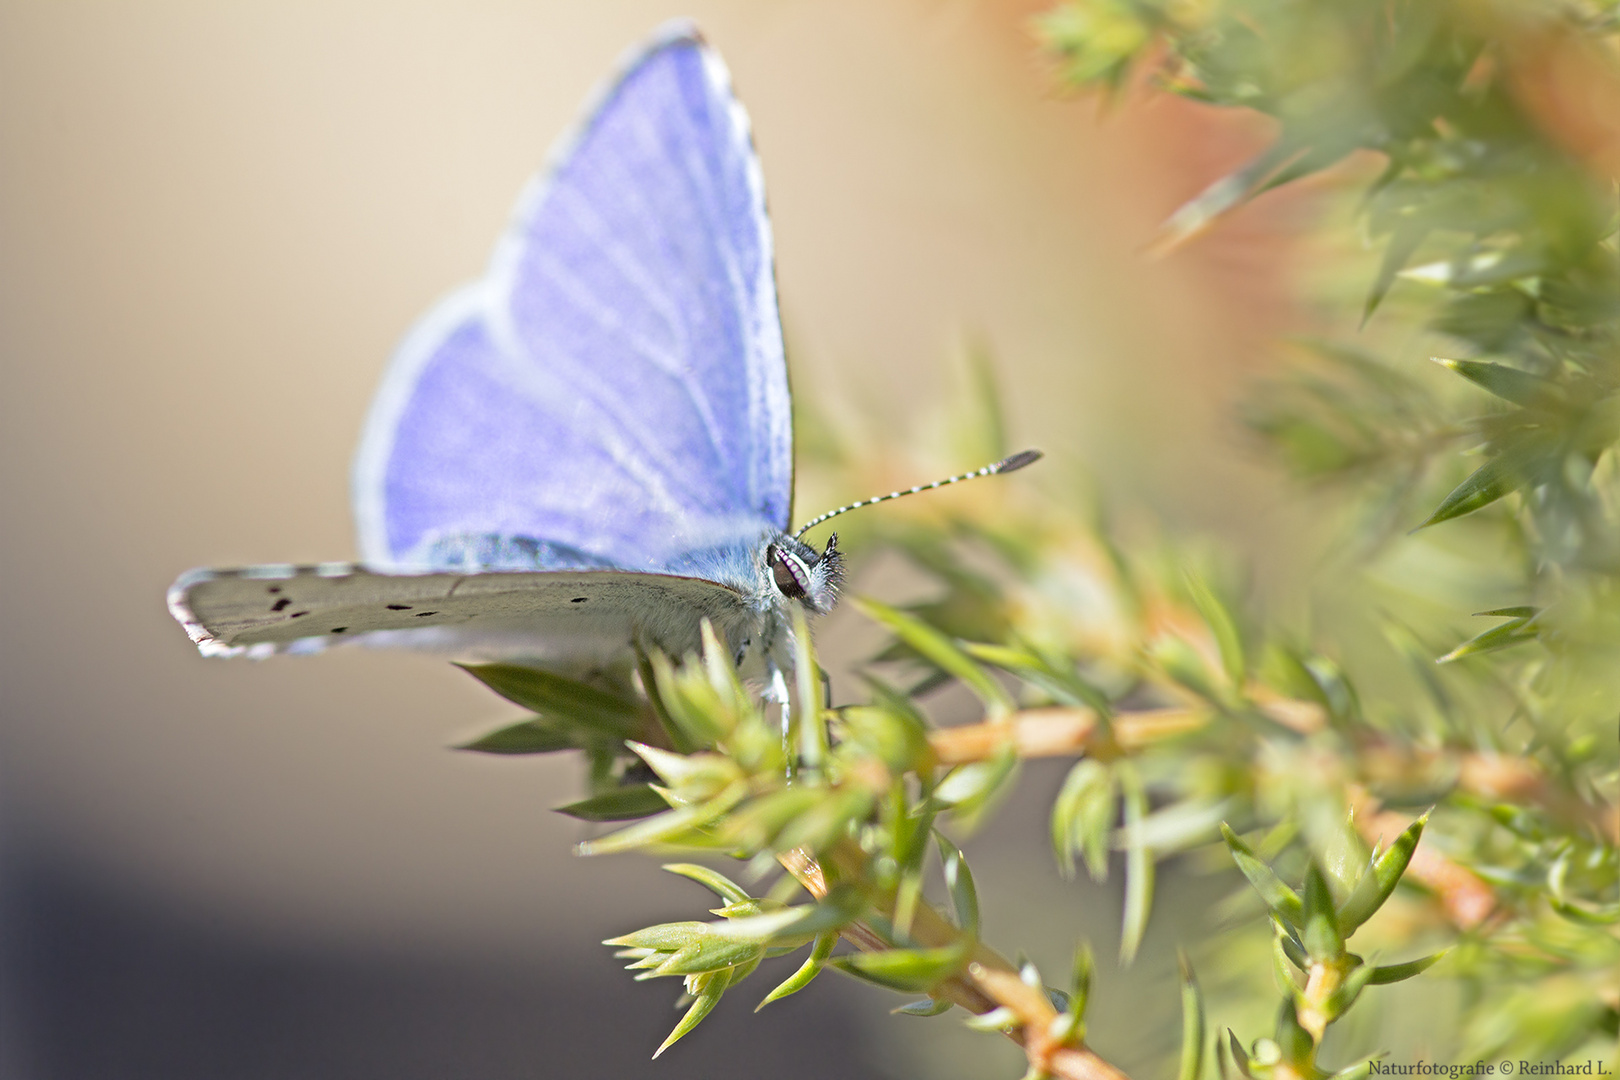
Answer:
[994,449,1043,474]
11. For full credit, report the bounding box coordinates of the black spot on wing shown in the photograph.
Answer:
[386,604,412,610]
[414,611,438,617]
[271,597,291,612]
[267,586,282,594]
[571,597,588,603]
[289,611,309,618]
[330,627,347,634]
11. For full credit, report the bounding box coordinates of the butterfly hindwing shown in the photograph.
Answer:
[353,23,792,573]
[169,563,750,660]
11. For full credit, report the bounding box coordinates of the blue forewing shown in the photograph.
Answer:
[353,22,792,573]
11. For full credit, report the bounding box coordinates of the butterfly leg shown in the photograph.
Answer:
[763,657,793,778]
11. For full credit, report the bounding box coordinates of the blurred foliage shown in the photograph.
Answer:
[451,3,1619,1077]
[1036,0,1620,1070]
[1041,0,1620,636]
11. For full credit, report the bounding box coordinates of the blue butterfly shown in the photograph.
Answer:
[168,22,1035,693]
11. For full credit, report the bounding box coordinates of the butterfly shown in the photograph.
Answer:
[167,21,1037,697]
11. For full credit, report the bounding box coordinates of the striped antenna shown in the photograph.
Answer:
[794,449,1043,539]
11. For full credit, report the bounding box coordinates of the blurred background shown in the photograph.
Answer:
[0,1,1314,1076]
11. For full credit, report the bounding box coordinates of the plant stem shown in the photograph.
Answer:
[928,706,1203,765]
[780,843,1133,1080]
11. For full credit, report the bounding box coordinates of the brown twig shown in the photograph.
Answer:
[929,705,1617,850]
[779,843,1133,1080]
[928,705,1204,765]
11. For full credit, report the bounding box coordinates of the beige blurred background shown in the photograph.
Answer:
[0,1,1306,1076]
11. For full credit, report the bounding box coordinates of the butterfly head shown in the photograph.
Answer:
[768,533,843,615]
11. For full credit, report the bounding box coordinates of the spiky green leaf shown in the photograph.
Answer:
[575,785,744,856]
[1273,998,1314,1068]
[1363,222,1429,323]
[554,785,671,822]
[456,716,582,754]
[1178,951,1207,1080]
[855,598,1014,715]
[1322,958,1377,1020]
[1434,358,1557,406]
[661,863,752,906]
[1367,950,1447,984]
[934,832,982,937]
[1185,571,1246,688]
[654,937,765,977]
[1417,453,1529,528]
[604,922,711,952]
[934,743,1020,832]
[830,941,971,993]
[712,884,867,948]
[1302,861,1344,961]
[1438,610,1540,663]
[1119,762,1155,964]
[455,664,639,736]
[1052,941,1084,1025]
[1052,759,1116,881]
[653,968,730,1058]
[1337,812,1428,934]
[757,931,838,1010]
[1221,823,1305,927]
[1272,916,1309,971]
[893,996,954,1017]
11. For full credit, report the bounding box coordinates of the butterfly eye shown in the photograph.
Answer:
[770,547,809,599]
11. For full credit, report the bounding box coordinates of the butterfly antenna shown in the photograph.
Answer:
[794,449,1043,539]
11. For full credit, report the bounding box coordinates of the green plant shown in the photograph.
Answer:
[453,3,1619,1075]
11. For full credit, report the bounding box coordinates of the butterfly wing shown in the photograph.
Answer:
[169,563,752,661]
[353,22,792,573]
